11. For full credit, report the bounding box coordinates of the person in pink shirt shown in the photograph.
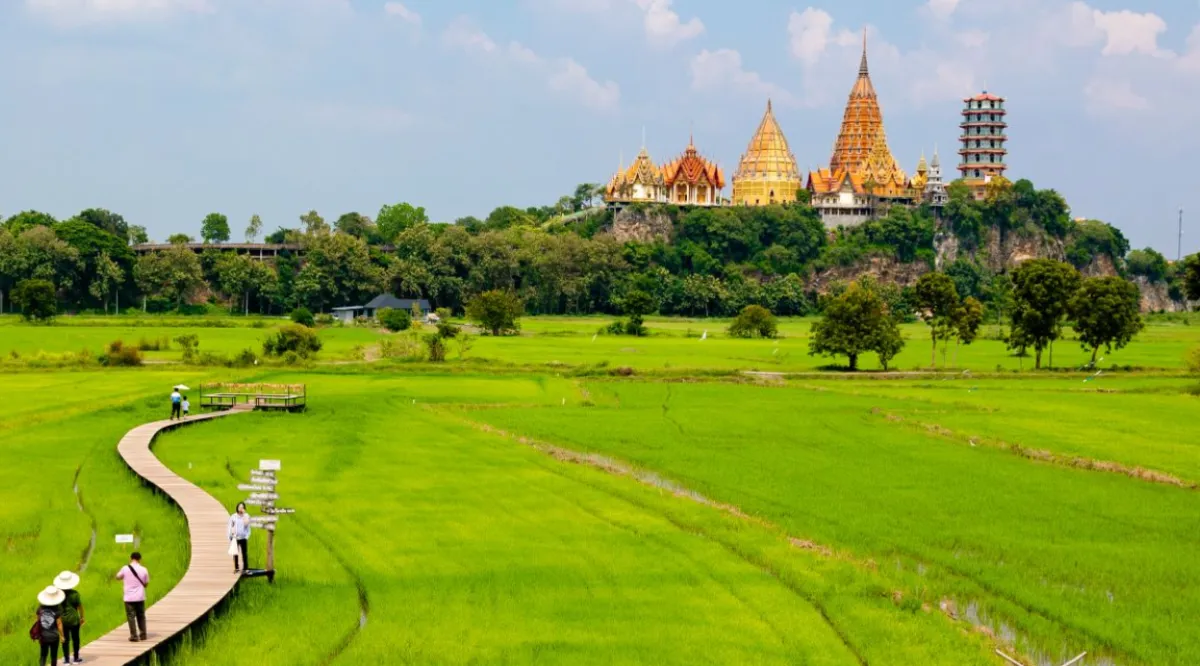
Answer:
[115,552,149,642]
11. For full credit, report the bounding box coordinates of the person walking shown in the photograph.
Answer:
[116,552,149,642]
[169,388,182,421]
[181,395,190,419]
[228,502,252,573]
[53,571,84,664]
[34,585,65,666]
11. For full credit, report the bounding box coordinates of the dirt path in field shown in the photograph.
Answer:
[72,465,97,573]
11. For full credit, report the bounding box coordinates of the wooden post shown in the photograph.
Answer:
[266,529,276,572]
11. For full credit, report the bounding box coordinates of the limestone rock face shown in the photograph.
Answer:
[1133,276,1188,313]
[610,207,674,244]
[808,255,929,293]
[982,227,1067,273]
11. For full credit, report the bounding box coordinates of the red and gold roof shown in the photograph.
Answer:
[662,138,725,190]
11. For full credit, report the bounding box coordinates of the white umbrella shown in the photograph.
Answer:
[174,384,190,391]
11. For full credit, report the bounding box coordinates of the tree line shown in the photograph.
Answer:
[1,176,1198,322]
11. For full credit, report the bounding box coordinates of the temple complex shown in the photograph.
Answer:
[924,149,949,208]
[661,137,726,206]
[730,101,804,206]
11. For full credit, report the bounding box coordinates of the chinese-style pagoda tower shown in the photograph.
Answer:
[661,136,726,206]
[731,100,803,206]
[829,30,890,175]
[958,91,1007,194]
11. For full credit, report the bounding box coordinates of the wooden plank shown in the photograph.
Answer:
[81,405,253,665]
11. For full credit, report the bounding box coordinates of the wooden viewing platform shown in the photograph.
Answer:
[82,406,253,665]
[200,383,306,412]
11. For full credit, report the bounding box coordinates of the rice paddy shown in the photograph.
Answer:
[0,314,1197,665]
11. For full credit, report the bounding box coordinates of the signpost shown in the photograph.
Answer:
[115,534,134,544]
[239,460,294,583]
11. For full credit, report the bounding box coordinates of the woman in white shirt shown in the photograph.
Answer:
[227,502,252,573]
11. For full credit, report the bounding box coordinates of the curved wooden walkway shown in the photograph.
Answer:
[83,406,253,665]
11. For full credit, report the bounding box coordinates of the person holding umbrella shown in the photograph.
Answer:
[33,585,64,666]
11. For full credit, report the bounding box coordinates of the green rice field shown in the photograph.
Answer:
[0,314,1197,665]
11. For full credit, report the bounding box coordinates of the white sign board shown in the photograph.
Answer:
[243,499,269,506]
[266,508,296,515]
[115,534,134,544]
[238,484,273,492]
[249,492,279,501]
[249,517,277,526]
[259,459,281,471]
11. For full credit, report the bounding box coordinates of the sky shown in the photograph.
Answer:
[0,0,1197,256]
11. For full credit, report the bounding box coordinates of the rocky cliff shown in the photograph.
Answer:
[610,206,674,243]
[1134,277,1188,313]
[808,255,929,293]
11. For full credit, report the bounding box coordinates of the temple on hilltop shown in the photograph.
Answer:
[605,137,725,206]
[730,100,804,206]
[958,91,1008,200]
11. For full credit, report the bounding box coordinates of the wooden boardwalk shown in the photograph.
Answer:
[83,406,253,665]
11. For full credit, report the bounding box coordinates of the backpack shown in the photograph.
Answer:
[37,607,58,641]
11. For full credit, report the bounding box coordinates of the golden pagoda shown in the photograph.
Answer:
[731,100,803,206]
[910,152,929,193]
[604,147,666,204]
[661,136,726,206]
[857,129,909,199]
[828,31,892,176]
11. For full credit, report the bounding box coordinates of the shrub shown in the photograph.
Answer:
[315,313,336,327]
[466,290,523,336]
[729,305,778,339]
[13,279,57,322]
[174,334,200,362]
[425,334,446,362]
[1187,346,1200,375]
[435,307,453,321]
[378,307,412,332]
[103,340,143,367]
[136,336,171,352]
[263,324,323,358]
[290,307,315,327]
[604,321,626,335]
[233,348,258,367]
[436,321,459,339]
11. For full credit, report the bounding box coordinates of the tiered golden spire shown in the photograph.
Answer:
[731,100,803,206]
[829,29,889,176]
[858,129,908,197]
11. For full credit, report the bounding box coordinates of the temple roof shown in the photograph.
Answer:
[662,137,726,189]
[733,100,801,183]
[829,30,888,175]
[965,91,1004,102]
[605,147,664,199]
[858,130,909,196]
[807,167,866,195]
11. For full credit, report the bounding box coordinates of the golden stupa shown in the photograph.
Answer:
[857,128,909,198]
[731,100,803,206]
[828,31,894,176]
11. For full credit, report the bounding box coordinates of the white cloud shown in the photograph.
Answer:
[690,49,796,106]
[382,1,420,26]
[787,8,855,68]
[1179,25,1200,73]
[26,0,214,25]
[926,0,960,20]
[1055,2,1169,57]
[1084,78,1150,111]
[633,0,703,47]
[442,17,619,112]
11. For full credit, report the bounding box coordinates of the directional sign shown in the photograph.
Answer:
[265,507,296,515]
[251,471,276,479]
[249,517,277,526]
[243,499,269,506]
[259,459,281,471]
[237,484,274,492]
[115,534,134,544]
[249,492,279,501]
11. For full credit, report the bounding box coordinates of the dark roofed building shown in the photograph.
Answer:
[363,294,431,319]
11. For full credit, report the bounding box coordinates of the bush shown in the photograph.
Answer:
[233,348,258,367]
[425,334,446,362]
[174,334,200,362]
[13,279,57,322]
[466,290,523,336]
[263,324,323,358]
[136,336,171,351]
[435,307,453,321]
[103,340,143,367]
[378,307,412,332]
[604,321,626,335]
[290,307,315,327]
[1187,346,1200,375]
[729,305,778,339]
[436,321,459,339]
[315,313,336,327]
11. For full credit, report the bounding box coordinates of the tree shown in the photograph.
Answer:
[89,252,124,314]
[728,305,777,339]
[377,203,427,242]
[300,210,330,236]
[1126,248,1168,283]
[1008,259,1081,369]
[263,324,323,359]
[168,233,193,245]
[466,290,523,336]
[290,307,315,327]
[201,213,231,244]
[245,214,263,243]
[1070,276,1144,363]
[3,210,57,235]
[378,307,412,332]
[809,280,904,371]
[914,272,960,369]
[335,212,373,239]
[13,279,57,322]
[952,296,984,367]
[620,289,656,336]
[160,245,205,309]
[77,208,128,239]
[216,252,255,315]
[987,273,1014,337]
[127,225,150,246]
[1184,254,1200,302]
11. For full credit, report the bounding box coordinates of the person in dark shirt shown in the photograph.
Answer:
[35,585,65,666]
[54,571,85,664]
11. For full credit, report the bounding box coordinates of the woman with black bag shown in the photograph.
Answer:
[33,585,65,666]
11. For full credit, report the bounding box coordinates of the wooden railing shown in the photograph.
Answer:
[199,383,306,412]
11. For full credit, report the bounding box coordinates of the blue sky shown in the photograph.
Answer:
[1,0,1197,256]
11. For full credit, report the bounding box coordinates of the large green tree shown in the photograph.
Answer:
[2,210,57,235]
[1070,276,1144,363]
[914,272,960,369]
[1008,258,1081,369]
[88,252,124,314]
[201,213,231,243]
[1184,254,1200,302]
[466,289,523,336]
[377,203,428,242]
[809,280,905,371]
[13,279,57,322]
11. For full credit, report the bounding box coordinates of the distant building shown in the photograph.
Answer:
[958,91,1008,200]
[331,294,431,324]
[730,100,804,207]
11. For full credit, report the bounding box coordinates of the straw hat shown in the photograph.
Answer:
[54,571,80,591]
[38,586,65,606]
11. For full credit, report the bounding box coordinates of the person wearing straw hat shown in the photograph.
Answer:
[34,585,64,666]
[53,571,85,664]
